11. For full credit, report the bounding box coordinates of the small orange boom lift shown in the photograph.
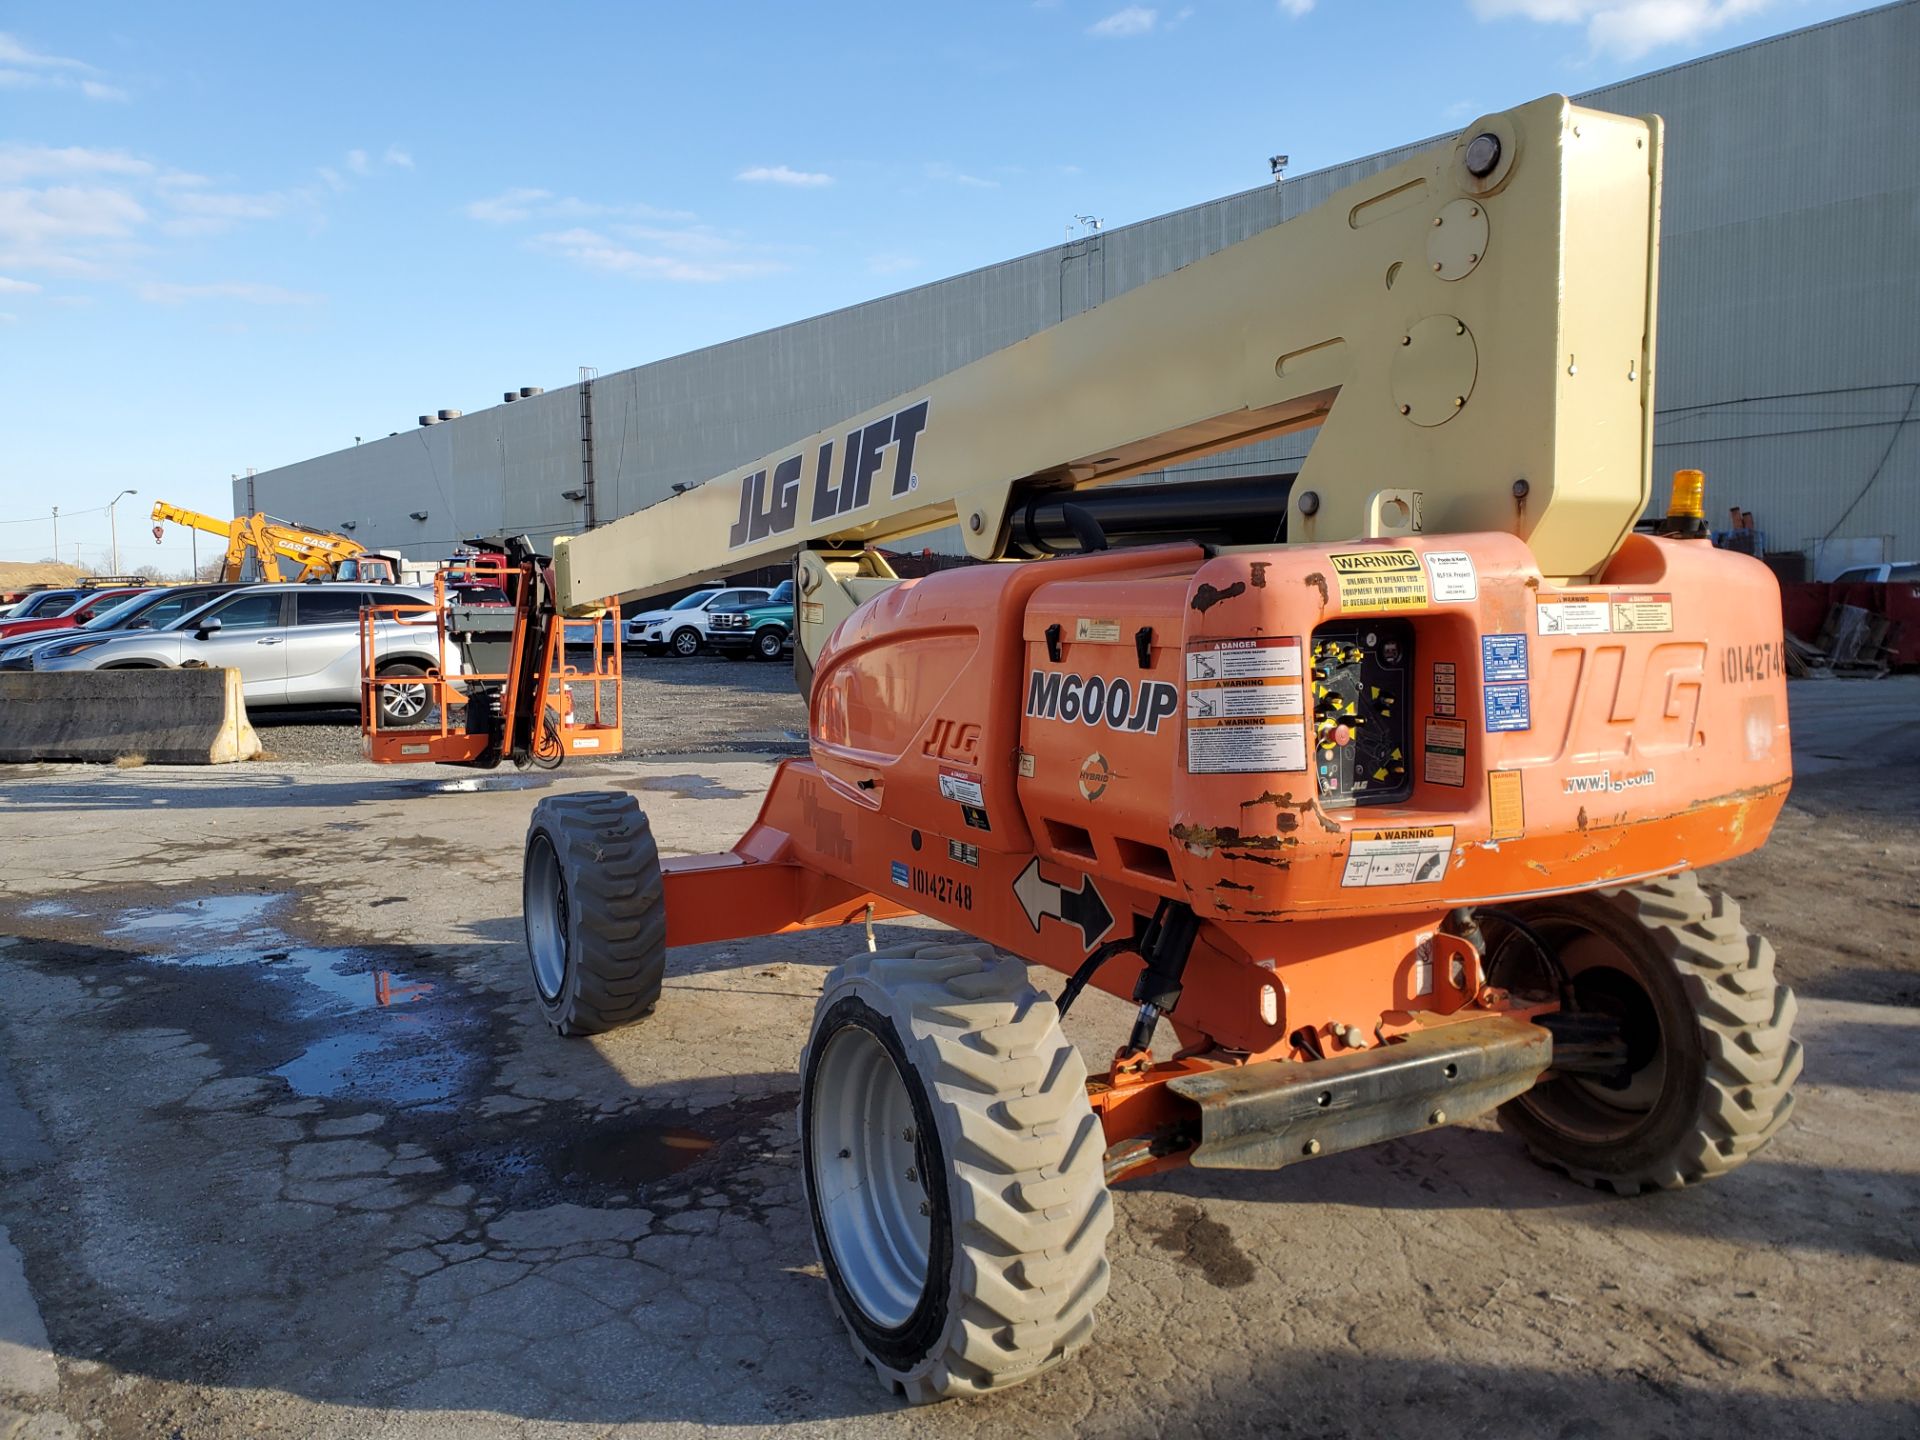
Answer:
[422,98,1803,1400]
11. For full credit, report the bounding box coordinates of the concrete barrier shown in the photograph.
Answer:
[0,668,262,765]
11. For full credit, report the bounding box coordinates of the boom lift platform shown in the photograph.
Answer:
[429,97,1800,1400]
[360,537,623,769]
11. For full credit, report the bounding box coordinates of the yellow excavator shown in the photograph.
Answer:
[151,501,421,585]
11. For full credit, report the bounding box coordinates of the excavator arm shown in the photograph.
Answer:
[555,95,1662,658]
[152,501,373,584]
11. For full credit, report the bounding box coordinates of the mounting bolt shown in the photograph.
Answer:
[1512,478,1530,500]
[1453,396,1466,409]
[1297,490,1320,516]
[1431,261,1443,273]
[838,1148,851,1159]
[1399,404,1412,417]
[905,1166,918,1184]
[967,512,984,533]
[1429,1109,1448,1125]
[1303,1139,1322,1156]
[902,1127,915,1142]
[1401,334,1412,346]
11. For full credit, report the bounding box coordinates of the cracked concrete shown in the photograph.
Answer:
[0,676,1916,1438]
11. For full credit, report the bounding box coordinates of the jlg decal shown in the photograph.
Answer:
[727,399,930,549]
[1025,671,1178,735]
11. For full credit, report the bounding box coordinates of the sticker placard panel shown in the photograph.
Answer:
[1187,637,1307,773]
[1329,550,1429,612]
[1424,717,1466,786]
[1341,826,1455,887]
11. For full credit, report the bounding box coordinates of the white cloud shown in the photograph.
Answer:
[0,31,129,101]
[136,281,321,305]
[531,227,787,283]
[736,164,833,188]
[383,145,413,169]
[867,253,919,277]
[0,275,41,294]
[1089,6,1157,36]
[924,162,998,190]
[1278,0,1315,16]
[1468,0,1772,60]
[345,148,371,175]
[0,33,88,70]
[465,187,553,224]
[464,187,695,225]
[0,145,152,183]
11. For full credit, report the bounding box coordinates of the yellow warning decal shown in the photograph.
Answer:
[1329,550,1430,612]
[1487,769,1525,840]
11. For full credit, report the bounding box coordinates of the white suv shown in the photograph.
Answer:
[626,587,771,657]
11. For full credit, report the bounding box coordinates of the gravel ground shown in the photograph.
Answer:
[256,651,808,766]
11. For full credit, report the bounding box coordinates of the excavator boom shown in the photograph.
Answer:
[152,501,378,584]
[556,95,1660,613]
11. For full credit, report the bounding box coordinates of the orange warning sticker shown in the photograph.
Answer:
[1487,769,1525,840]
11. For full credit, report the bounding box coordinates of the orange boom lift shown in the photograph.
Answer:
[419,98,1802,1400]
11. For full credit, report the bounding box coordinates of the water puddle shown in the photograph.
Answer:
[632,773,747,801]
[111,893,282,938]
[390,774,557,797]
[18,901,78,919]
[87,890,476,1113]
[455,1116,715,1204]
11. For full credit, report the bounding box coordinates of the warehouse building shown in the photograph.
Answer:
[242,2,1920,577]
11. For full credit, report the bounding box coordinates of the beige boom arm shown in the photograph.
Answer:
[555,95,1660,612]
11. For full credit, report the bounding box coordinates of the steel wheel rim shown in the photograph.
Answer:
[523,833,569,1001]
[384,683,427,720]
[758,630,782,658]
[1516,930,1669,1140]
[810,1024,932,1329]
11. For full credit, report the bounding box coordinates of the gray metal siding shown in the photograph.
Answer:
[244,1,1920,567]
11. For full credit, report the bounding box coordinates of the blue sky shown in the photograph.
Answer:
[0,0,1874,572]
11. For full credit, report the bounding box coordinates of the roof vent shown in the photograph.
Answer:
[520,386,543,398]
[437,409,462,421]
[503,391,518,403]
[419,414,440,426]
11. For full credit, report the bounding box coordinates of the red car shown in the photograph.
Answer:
[0,587,151,641]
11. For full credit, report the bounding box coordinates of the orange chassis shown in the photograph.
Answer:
[652,530,1787,1183]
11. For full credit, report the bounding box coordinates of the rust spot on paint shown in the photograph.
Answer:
[1191,581,1246,613]
[1304,572,1330,607]
[1170,822,1300,857]
[1215,879,1256,893]
[1249,561,1271,589]
[1576,806,1588,833]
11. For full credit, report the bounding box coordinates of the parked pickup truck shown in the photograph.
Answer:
[704,579,795,662]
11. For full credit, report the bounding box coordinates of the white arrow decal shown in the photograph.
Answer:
[1012,857,1116,951]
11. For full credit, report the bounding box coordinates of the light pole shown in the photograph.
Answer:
[107,488,137,575]
[50,506,58,563]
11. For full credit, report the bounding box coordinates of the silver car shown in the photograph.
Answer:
[35,583,459,725]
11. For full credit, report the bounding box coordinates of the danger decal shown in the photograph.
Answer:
[727,399,931,549]
[1025,671,1179,735]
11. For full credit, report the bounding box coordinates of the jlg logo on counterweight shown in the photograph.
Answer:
[727,399,931,549]
[1025,671,1179,735]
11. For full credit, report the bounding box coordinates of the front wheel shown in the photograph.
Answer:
[753,626,787,661]
[1487,872,1801,1194]
[800,943,1112,1402]
[670,627,701,658]
[522,793,666,1036]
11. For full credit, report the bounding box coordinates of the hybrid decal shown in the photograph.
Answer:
[727,399,931,549]
[1025,671,1178,735]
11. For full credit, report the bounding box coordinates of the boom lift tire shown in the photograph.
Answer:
[799,942,1112,1402]
[1488,872,1801,1194]
[521,793,666,1037]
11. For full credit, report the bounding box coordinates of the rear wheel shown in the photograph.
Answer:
[1487,872,1801,1193]
[522,793,666,1036]
[375,662,435,727]
[800,943,1111,1402]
